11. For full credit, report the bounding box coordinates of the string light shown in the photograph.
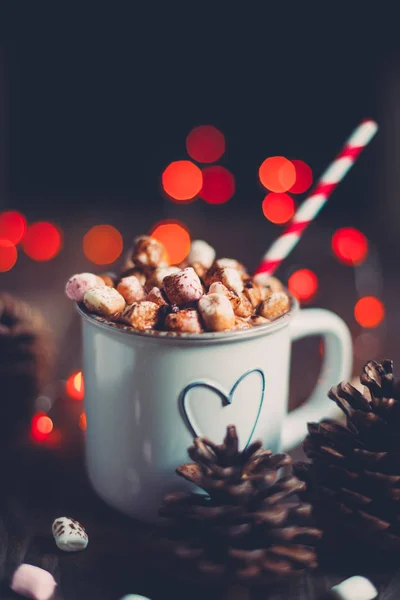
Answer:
[31,413,53,442]
[199,166,235,204]
[332,227,368,266]
[186,125,226,163]
[83,225,123,265]
[79,412,87,431]
[288,160,313,194]
[0,211,27,244]
[259,157,296,193]
[162,160,203,202]
[354,296,385,328]
[150,220,191,264]
[0,239,17,272]
[288,269,318,302]
[262,193,295,224]
[66,371,84,400]
[22,222,62,261]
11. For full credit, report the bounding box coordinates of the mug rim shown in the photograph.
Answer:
[77,294,299,343]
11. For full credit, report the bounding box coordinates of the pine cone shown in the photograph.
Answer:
[295,359,400,554]
[0,293,53,446]
[159,426,321,585]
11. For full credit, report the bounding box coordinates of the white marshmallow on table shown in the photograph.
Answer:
[187,239,216,269]
[65,272,104,302]
[117,275,145,303]
[330,576,377,600]
[11,564,57,600]
[198,293,235,331]
[83,285,126,318]
[52,516,88,551]
[163,267,204,306]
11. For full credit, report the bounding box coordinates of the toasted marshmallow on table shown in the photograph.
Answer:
[11,564,57,600]
[208,266,244,295]
[121,301,159,330]
[117,276,145,304]
[198,293,235,332]
[165,309,203,334]
[132,235,167,269]
[65,273,104,302]
[146,266,180,290]
[187,240,216,269]
[146,287,168,307]
[52,516,88,552]
[258,292,290,320]
[330,576,377,600]
[83,285,126,318]
[163,267,204,306]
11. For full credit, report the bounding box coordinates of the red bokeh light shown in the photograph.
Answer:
[288,269,318,302]
[186,125,226,163]
[150,220,191,264]
[332,227,368,266]
[0,239,17,272]
[66,371,84,400]
[262,193,295,224]
[354,296,385,328]
[199,166,235,204]
[79,412,87,431]
[83,225,123,265]
[31,412,54,442]
[289,160,313,194]
[22,222,62,261]
[259,157,296,193]
[162,160,203,202]
[0,211,27,244]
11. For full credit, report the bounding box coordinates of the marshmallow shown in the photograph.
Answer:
[243,282,263,308]
[132,236,167,269]
[208,282,240,311]
[234,293,253,318]
[253,273,284,293]
[65,273,104,302]
[234,316,252,330]
[119,267,147,286]
[258,292,290,320]
[52,516,88,552]
[249,315,271,326]
[208,267,244,294]
[11,564,57,600]
[117,276,145,304]
[163,268,204,306]
[98,272,117,287]
[146,287,168,307]
[214,257,246,273]
[198,293,235,332]
[190,261,208,280]
[84,285,126,318]
[121,301,159,330]
[165,309,203,333]
[187,240,216,269]
[146,266,180,290]
[330,576,377,600]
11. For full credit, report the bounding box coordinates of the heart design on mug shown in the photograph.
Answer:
[179,368,265,449]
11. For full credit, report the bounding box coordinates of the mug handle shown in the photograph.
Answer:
[281,308,353,451]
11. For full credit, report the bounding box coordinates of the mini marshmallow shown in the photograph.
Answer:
[163,267,204,306]
[234,294,253,318]
[121,301,159,330]
[52,516,88,552]
[117,276,145,304]
[83,285,126,318]
[214,257,246,272]
[253,273,284,293]
[208,267,244,294]
[190,261,208,280]
[187,240,216,269]
[132,235,167,268]
[234,316,252,330]
[330,576,377,600]
[119,267,147,286]
[258,292,290,320]
[65,273,104,302]
[11,564,57,600]
[208,282,240,311]
[243,282,263,308]
[198,293,235,332]
[146,266,180,290]
[249,315,271,326]
[165,309,203,333]
[98,272,117,287]
[146,287,168,307]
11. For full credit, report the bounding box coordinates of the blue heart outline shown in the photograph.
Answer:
[179,368,265,449]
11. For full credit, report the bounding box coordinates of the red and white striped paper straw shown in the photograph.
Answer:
[254,120,378,280]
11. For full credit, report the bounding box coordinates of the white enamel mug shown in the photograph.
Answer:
[79,299,352,521]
